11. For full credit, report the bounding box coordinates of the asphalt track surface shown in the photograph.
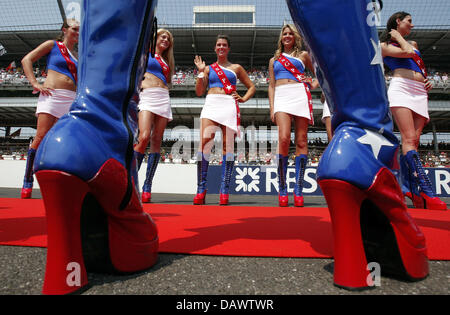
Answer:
[0,188,448,297]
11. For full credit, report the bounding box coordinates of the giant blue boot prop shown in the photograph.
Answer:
[286,0,428,290]
[33,0,159,295]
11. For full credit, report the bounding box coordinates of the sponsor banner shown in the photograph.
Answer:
[207,165,450,197]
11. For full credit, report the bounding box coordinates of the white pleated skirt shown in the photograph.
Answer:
[138,87,172,121]
[388,77,429,120]
[35,89,76,118]
[273,83,313,123]
[200,94,239,134]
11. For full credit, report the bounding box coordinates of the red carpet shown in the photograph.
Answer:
[0,198,449,260]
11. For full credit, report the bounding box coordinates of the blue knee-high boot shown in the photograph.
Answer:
[21,147,36,199]
[399,152,425,207]
[404,150,447,210]
[277,154,289,207]
[286,0,428,290]
[399,154,412,197]
[193,152,209,205]
[294,154,307,207]
[392,152,413,200]
[219,153,235,205]
[141,152,160,203]
[33,0,159,295]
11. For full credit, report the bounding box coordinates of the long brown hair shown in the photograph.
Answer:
[379,11,411,43]
[273,24,303,60]
[157,28,175,84]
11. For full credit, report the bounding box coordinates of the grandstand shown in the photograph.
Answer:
[0,0,449,164]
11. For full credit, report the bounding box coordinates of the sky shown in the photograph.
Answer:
[0,0,449,31]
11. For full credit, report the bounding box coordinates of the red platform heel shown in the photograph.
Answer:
[404,191,412,201]
[420,193,447,210]
[193,191,207,205]
[293,195,304,207]
[141,192,151,203]
[319,168,428,290]
[21,188,33,199]
[219,193,229,206]
[37,171,90,295]
[36,159,159,295]
[278,195,288,207]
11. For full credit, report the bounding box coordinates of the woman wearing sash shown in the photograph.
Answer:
[20,19,79,199]
[268,24,319,207]
[134,29,175,203]
[381,12,447,210]
[193,35,255,205]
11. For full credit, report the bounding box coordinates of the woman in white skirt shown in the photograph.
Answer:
[381,12,446,210]
[20,18,79,199]
[193,34,255,205]
[268,24,319,207]
[320,92,333,142]
[133,29,175,203]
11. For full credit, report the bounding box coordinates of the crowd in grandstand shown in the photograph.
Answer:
[0,67,46,85]
[385,69,449,89]
[157,143,450,168]
[1,66,449,167]
[2,66,448,89]
[2,139,449,168]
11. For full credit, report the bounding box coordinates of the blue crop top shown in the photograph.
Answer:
[46,41,78,83]
[146,54,169,85]
[274,53,305,81]
[208,65,237,89]
[383,48,424,76]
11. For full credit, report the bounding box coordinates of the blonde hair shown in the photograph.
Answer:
[157,28,175,84]
[273,24,303,60]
